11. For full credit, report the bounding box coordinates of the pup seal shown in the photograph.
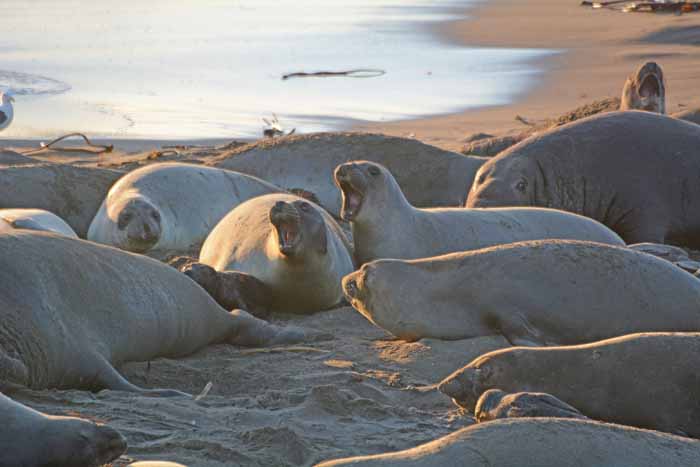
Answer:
[0,392,126,467]
[315,418,700,467]
[334,161,623,264]
[88,162,280,255]
[200,194,354,313]
[342,240,700,342]
[209,133,487,216]
[0,208,78,238]
[439,332,700,437]
[0,231,304,393]
[467,111,700,246]
[474,389,587,423]
[620,61,665,113]
[182,263,272,319]
[0,164,122,237]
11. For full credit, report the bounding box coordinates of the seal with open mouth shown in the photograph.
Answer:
[334,160,623,264]
[199,193,354,313]
[620,61,665,114]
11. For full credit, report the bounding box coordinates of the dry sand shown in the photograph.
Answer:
[3,1,700,466]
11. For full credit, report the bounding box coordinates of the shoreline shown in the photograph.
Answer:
[357,0,700,152]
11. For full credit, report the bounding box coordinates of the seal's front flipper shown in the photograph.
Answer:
[92,355,190,397]
[500,313,545,347]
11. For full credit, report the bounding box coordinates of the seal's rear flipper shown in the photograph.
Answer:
[91,355,189,397]
[227,309,307,346]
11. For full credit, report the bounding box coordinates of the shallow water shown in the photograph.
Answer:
[0,1,549,139]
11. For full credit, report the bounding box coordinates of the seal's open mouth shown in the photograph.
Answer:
[270,201,302,256]
[638,73,661,110]
[337,178,364,221]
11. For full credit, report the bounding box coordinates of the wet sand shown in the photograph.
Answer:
[358,0,700,151]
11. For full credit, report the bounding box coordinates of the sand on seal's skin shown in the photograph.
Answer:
[11,307,508,467]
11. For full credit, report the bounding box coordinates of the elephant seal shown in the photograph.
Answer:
[439,332,700,437]
[0,392,126,467]
[467,111,700,246]
[200,194,354,313]
[0,208,78,238]
[673,108,700,126]
[315,418,700,467]
[208,133,487,216]
[0,231,304,393]
[88,162,280,255]
[342,240,700,342]
[474,389,587,423]
[0,163,122,237]
[620,62,665,113]
[334,161,623,264]
[182,262,272,319]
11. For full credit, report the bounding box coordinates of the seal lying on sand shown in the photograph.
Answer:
[474,389,587,423]
[334,161,623,264]
[439,332,700,437]
[88,162,280,255]
[342,240,700,342]
[0,164,122,237]
[314,418,700,467]
[467,111,700,246]
[0,208,78,238]
[672,108,700,125]
[208,133,486,216]
[0,392,126,467]
[200,194,354,313]
[0,231,304,393]
[620,61,665,113]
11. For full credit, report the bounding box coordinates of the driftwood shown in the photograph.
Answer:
[582,0,700,13]
[20,132,113,155]
[282,69,385,80]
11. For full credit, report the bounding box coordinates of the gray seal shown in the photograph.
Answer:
[342,240,700,342]
[0,231,304,394]
[467,111,700,246]
[314,418,700,467]
[0,164,122,237]
[439,332,700,438]
[0,392,126,467]
[334,161,623,264]
[620,61,665,113]
[474,389,587,423]
[209,132,487,216]
[88,162,280,255]
[200,194,354,313]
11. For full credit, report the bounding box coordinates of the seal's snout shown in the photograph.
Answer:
[95,424,127,465]
[438,367,480,410]
[118,199,162,253]
[334,163,366,221]
[269,201,302,256]
[343,274,360,300]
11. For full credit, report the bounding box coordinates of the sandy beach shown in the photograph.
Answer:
[3,2,700,467]
[359,0,700,151]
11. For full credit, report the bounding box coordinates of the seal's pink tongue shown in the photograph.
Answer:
[347,192,361,214]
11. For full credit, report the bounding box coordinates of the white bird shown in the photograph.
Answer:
[0,92,15,132]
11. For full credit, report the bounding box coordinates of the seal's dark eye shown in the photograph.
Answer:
[368,166,380,176]
[515,180,528,192]
[300,202,310,212]
[477,174,486,185]
[152,211,160,221]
